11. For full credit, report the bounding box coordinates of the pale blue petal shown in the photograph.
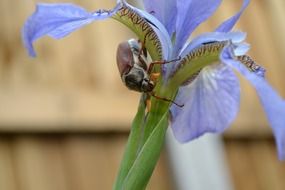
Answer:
[143,0,177,36]
[126,3,172,60]
[170,63,240,142]
[180,31,247,58]
[164,31,247,80]
[234,42,250,56]
[22,3,121,57]
[215,0,250,32]
[174,0,222,55]
[221,48,285,160]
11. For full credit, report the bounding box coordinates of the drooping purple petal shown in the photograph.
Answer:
[221,48,285,160]
[22,2,121,57]
[170,63,240,142]
[174,0,222,55]
[143,0,177,36]
[215,0,250,32]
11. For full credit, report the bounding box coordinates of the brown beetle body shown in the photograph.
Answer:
[116,38,183,108]
[116,39,154,93]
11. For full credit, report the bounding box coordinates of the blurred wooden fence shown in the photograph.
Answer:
[0,134,174,190]
[0,0,284,134]
[0,0,285,189]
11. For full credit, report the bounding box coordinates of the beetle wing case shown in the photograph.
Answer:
[116,41,134,76]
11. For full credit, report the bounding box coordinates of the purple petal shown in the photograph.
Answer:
[174,0,222,55]
[143,0,177,36]
[126,3,172,60]
[164,31,247,80]
[234,43,250,56]
[170,64,240,142]
[221,48,285,160]
[215,0,250,32]
[180,31,247,58]
[22,3,121,57]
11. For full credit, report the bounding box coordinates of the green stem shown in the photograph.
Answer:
[113,94,171,190]
[122,112,168,190]
[113,98,146,190]
[142,88,176,143]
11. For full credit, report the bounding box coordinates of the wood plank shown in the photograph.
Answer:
[225,140,260,190]
[61,134,174,190]
[225,139,285,190]
[11,136,68,190]
[0,90,139,132]
[268,142,285,190]
[61,134,125,190]
[0,134,174,190]
[0,138,17,190]
[249,141,282,190]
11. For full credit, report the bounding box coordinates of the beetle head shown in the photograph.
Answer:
[123,66,154,92]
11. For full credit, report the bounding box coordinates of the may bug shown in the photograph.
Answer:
[116,38,183,107]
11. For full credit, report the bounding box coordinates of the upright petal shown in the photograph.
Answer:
[143,0,177,36]
[215,0,250,32]
[174,0,222,55]
[22,3,121,57]
[221,48,285,160]
[170,63,240,142]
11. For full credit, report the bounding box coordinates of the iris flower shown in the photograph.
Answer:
[23,0,284,176]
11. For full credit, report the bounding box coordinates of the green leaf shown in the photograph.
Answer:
[122,111,169,190]
[113,97,146,190]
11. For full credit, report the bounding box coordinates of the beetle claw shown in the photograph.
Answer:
[150,72,160,81]
[146,99,151,112]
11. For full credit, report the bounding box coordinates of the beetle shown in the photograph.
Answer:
[116,38,183,107]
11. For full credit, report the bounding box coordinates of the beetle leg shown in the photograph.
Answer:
[149,92,184,107]
[147,56,181,74]
[146,98,152,112]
